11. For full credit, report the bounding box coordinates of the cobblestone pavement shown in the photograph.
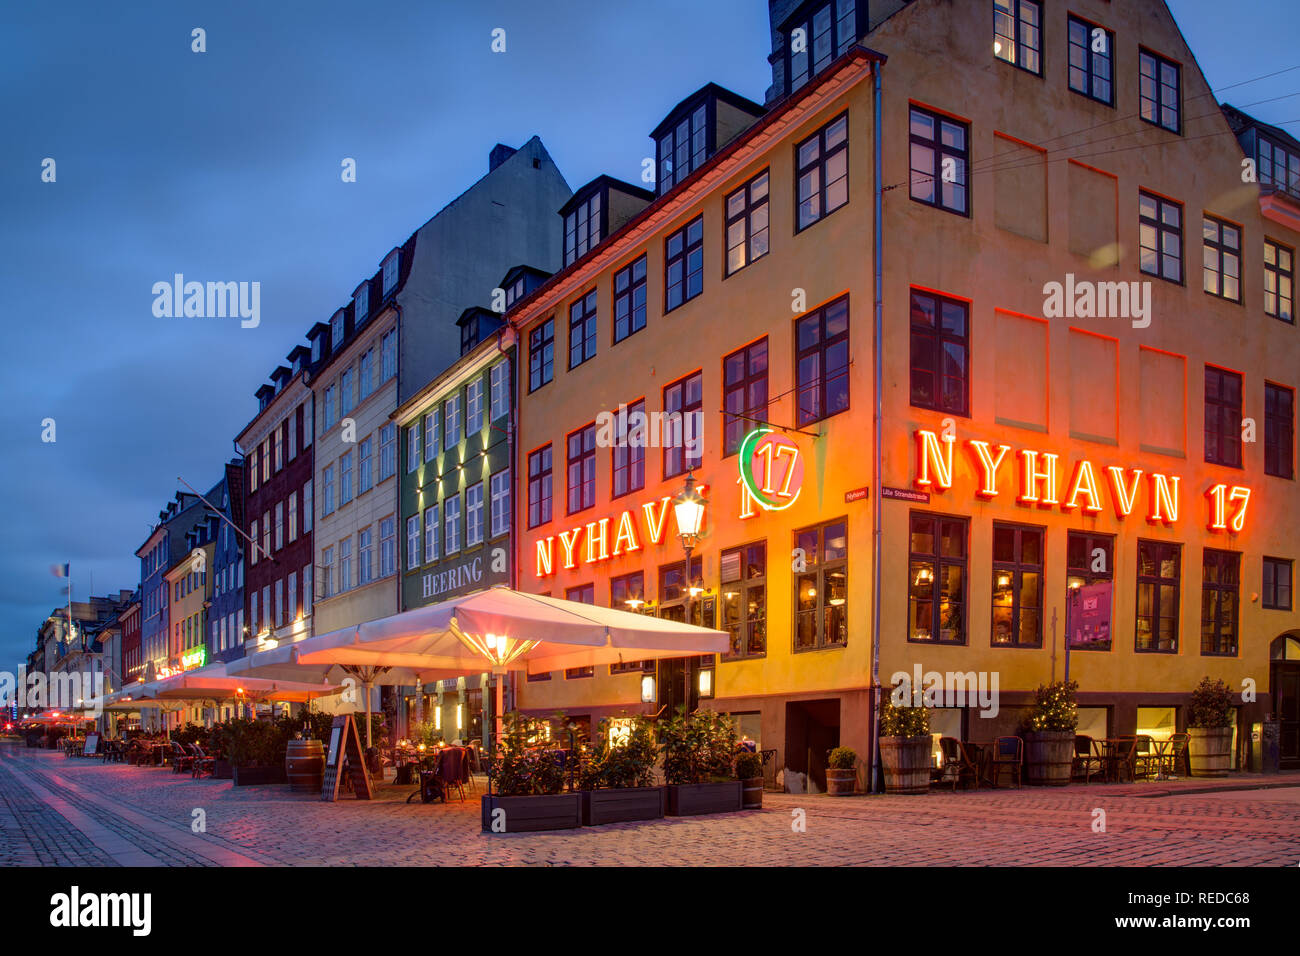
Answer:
[2,742,1297,866]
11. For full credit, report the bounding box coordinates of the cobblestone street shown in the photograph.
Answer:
[2,743,1298,866]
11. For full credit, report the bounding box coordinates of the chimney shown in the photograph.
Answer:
[489,143,517,172]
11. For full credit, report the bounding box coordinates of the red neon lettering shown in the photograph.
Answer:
[534,537,554,578]
[1106,466,1142,518]
[584,517,610,564]
[1018,450,1060,505]
[967,440,1010,498]
[1207,483,1227,531]
[1147,473,1179,525]
[1063,459,1103,513]
[558,528,583,569]
[612,510,641,555]
[642,497,672,544]
[1229,486,1251,532]
[915,430,954,490]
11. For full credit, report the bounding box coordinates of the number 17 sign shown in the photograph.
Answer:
[738,427,804,519]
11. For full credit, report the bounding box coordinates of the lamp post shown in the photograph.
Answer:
[673,471,707,716]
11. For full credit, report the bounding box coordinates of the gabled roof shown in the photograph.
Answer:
[559,175,655,216]
[649,82,766,139]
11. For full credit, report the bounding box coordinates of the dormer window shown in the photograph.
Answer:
[354,283,370,327]
[382,252,399,295]
[505,277,526,308]
[785,0,859,95]
[330,310,345,349]
[311,336,322,363]
[563,193,601,267]
[657,104,707,194]
[1259,134,1300,199]
[461,316,478,356]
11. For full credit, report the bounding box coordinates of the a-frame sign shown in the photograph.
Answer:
[321,713,373,801]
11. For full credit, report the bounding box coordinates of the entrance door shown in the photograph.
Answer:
[784,699,841,793]
[1272,661,1300,770]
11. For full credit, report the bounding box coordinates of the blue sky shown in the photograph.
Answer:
[1,0,1296,666]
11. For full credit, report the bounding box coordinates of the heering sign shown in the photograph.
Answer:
[913,429,1252,531]
[737,427,804,519]
[533,492,703,578]
[423,554,486,599]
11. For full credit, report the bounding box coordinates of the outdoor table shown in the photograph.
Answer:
[963,742,992,788]
[1151,739,1172,780]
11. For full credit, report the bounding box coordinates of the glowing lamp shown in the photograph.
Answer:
[640,674,657,704]
[625,598,644,610]
[697,668,713,699]
[688,585,704,598]
[673,472,706,549]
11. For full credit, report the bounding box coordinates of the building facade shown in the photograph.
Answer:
[209,462,247,667]
[135,492,208,680]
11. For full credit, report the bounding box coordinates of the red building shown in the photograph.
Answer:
[121,597,142,683]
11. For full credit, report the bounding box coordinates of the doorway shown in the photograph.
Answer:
[1272,656,1300,771]
[784,699,841,793]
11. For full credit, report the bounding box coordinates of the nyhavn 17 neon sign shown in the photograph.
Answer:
[913,429,1251,532]
[737,427,804,519]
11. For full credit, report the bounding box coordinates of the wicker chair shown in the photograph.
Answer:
[989,736,1023,788]
[936,737,979,791]
[1071,735,1101,783]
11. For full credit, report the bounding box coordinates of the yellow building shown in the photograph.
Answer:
[162,541,214,728]
[506,0,1300,787]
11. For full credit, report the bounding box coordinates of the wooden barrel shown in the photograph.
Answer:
[880,736,931,794]
[1188,728,1233,777]
[741,777,763,809]
[1024,731,1074,786]
[286,739,325,792]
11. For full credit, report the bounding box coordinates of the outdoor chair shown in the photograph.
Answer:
[440,747,467,802]
[191,744,215,779]
[1109,737,1138,782]
[169,742,196,774]
[1133,735,1159,780]
[989,736,1023,788]
[1164,733,1190,778]
[1071,735,1101,783]
[936,736,978,791]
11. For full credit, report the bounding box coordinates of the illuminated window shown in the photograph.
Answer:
[785,0,858,94]
[1136,540,1180,653]
[423,410,439,463]
[796,113,848,231]
[723,338,768,456]
[662,371,703,478]
[795,296,850,427]
[613,256,647,343]
[1067,532,1114,652]
[991,523,1043,648]
[528,318,554,392]
[908,513,967,645]
[993,0,1041,75]
[909,289,969,417]
[909,107,968,215]
[721,543,767,659]
[1068,15,1113,105]
[794,519,847,651]
[1139,49,1181,133]
[465,482,484,548]
[444,494,461,554]
[1265,240,1294,322]
[566,424,596,515]
[1203,216,1242,302]
[610,571,651,673]
[1140,191,1183,284]
[612,398,646,498]
[665,216,704,312]
[1205,365,1243,468]
[1266,382,1295,479]
[490,471,510,538]
[658,557,704,625]
[1258,135,1300,199]
[1263,557,1293,611]
[406,515,420,570]
[725,170,770,275]
[527,445,552,529]
[424,504,439,563]
[1201,549,1240,657]
[568,289,598,369]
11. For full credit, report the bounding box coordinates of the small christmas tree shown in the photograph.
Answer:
[1021,680,1079,733]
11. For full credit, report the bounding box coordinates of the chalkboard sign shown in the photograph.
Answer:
[82,733,99,756]
[320,714,373,802]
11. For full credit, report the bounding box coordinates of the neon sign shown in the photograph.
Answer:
[738,427,804,519]
[913,429,1251,532]
[533,492,705,578]
[180,647,207,671]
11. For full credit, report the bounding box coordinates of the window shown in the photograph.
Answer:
[358,527,373,585]
[1263,557,1293,611]
[465,379,484,435]
[466,482,485,547]
[796,114,848,230]
[1201,549,1240,656]
[909,106,968,215]
[613,256,648,342]
[908,514,968,644]
[323,385,337,430]
[444,394,461,450]
[274,501,284,551]
[249,448,258,493]
[1205,366,1243,468]
[725,170,770,276]
[331,311,344,349]
[563,193,602,267]
[1067,532,1114,651]
[1139,191,1183,283]
[358,437,373,494]
[528,446,553,529]
[663,371,703,479]
[340,451,353,504]
[321,547,334,600]
[721,543,766,659]
[1068,15,1114,105]
[380,329,397,382]
[424,504,439,563]
[612,399,646,498]
[379,517,395,578]
[287,572,297,622]
[1203,216,1242,302]
[795,295,850,427]
[382,252,399,294]
[1258,134,1300,199]
[338,539,352,593]
[610,571,651,673]
[1139,49,1181,133]
[405,426,420,475]
[250,590,258,630]
[658,557,704,625]
[379,423,396,480]
[288,410,297,461]
[529,319,554,392]
[785,0,858,93]
[1266,382,1295,479]
[354,284,369,326]
[358,348,375,401]
[274,426,284,472]
[991,523,1043,648]
[422,410,439,463]
[407,516,420,570]
[303,402,313,447]
[289,497,302,549]
[1265,240,1294,322]
[723,338,769,456]
[909,289,969,416]
[657,103,707,194]
[993,0,1041,75]
[665,216,704,312]
[322,465,335,515]
[567,423,597,514]
[490,470,510,538]
[1136,540,1181,652]
[262,440,271,481]
[303,480,312,532]
[340,368,355,416]
[444,494,461,554]
[490,362,509,420]
[794,520,847,650]
[568,289,598,368]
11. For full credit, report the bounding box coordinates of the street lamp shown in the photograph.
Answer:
[673,471,707,716]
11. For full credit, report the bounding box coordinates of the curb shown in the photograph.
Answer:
[1125,778,1300,799]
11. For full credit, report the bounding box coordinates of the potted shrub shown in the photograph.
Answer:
[826,746,858,796]
[227,719,288,787]
[578,715,666,825]
[662,708,742,816]
[1020,680,1078,786]
[1187,677,1235,777]
[735,750,764,809]
[208,721,234,779]
[879,700,930,794]
[482,712,582,833]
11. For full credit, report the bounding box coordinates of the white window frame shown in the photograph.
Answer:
[490,362,509,421]
[380,423,396,479]
[466,481,485,547]
[288,490,298,542]
[380,517,395,577]
[467,379,485,434]
[407,515,421,570]
[424,410,440,462]
[444,494,460,554]
[425,503,439,563]
[303,479,313,533]
[383,252,399,294]
[490,470,510,538]
[444,395,462,451]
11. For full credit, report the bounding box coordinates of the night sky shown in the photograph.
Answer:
[1,0,1296,667]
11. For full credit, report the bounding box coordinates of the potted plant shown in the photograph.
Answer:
[662,708,742,816]
[208,722,234,779]
[482,712,582,833]
[1020,680,1078,786]
[879,700,930,794]
[227,718,288,786]
[735,750,764,809]
[578,715,666,825]
[1187,677,1235,777]
[826,746,858,796]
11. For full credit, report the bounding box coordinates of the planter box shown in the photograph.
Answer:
[581,786,666,826]
[481,793,582,833]
[213,759,233,780]
[1188,727,1233,778]
[1024,731,1074,786]
[232,765,287,787]
[666,781,742,816]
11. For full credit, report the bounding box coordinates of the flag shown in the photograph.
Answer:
[50,563,69,578]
